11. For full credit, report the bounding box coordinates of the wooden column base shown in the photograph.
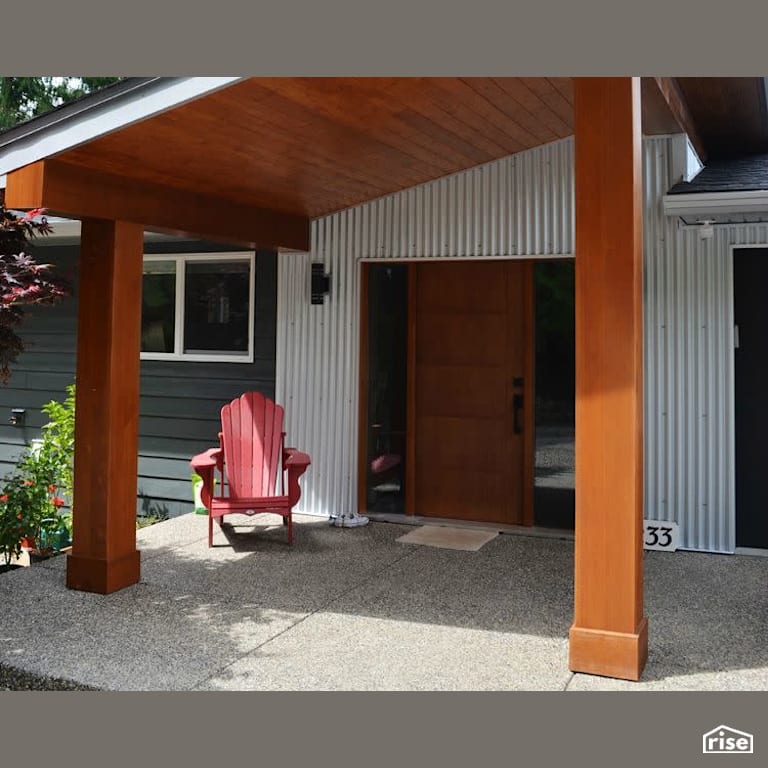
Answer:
[66,551,141,595]
[569,617,649,681]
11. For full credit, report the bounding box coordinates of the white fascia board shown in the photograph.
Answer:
[663,190,768,217]
[670,134,704,185]
[684,137,704,182]
[0,77,245,177]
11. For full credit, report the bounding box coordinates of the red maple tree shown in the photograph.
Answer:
[0,202,70,382]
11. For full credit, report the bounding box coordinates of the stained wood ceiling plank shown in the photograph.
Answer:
[426,78,532,153]
[65,136,389,218]
[51,77,580,219]
[485,78,564,143]
[377,77,520,163]
[547,77,574,106]
[256,77,460,178]
[458,77,555,147]
[516,78,574,133]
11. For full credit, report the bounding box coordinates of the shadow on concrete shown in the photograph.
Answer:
[1,514,767,689]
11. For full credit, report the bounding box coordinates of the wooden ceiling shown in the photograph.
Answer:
[58,77,574,219]
[41,77,768,224]
[677,77,768,158]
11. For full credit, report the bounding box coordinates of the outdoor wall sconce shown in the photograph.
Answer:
[696,218,715,239]
[311,262,331,305]
[9,408,26,427]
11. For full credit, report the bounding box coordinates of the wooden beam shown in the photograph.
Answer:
[66,219,144,594]
[5,158,310,251]
[569,78,648,682]
[641,77,707,161]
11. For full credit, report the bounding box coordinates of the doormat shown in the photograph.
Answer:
[396,526,498,551]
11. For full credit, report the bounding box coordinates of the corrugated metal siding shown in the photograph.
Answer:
[642,137,768,553]
[276,139,575,520]
[344,138,574,260]
[645,137,735,553]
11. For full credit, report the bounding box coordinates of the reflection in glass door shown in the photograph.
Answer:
[364,264,409,514]
[533,260,575,529]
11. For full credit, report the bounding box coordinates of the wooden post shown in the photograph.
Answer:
[568,78,648,681]
[66,219,144,594]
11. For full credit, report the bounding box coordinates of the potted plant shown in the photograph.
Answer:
[191,472,216,514]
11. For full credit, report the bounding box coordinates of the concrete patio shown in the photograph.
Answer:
[1,514,767,691]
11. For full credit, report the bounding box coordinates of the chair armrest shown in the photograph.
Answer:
[284,449,311,506]
[284,449,311,469]
[190,448,223,508]
[190,448,222,471]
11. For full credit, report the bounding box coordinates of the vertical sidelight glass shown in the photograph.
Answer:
[365,264,409,515]
[533,260,575,529]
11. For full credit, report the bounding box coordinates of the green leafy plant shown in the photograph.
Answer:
[0,384,75,562]
[39,384,75,510]
[136,514,167,530]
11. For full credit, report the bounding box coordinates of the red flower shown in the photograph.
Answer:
[52,497,65,507]
[0,494,8,502]
[23,480,34,486]
[16,513,22,520]
[48,484,57,492]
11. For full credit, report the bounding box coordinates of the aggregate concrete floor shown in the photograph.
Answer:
[1,513,767,691]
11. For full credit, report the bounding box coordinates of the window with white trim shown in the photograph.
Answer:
[140,252,255,362]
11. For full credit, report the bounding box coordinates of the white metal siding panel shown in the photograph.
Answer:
[277,139,574,520]
[642,137,765,553]
[643,138,725,551]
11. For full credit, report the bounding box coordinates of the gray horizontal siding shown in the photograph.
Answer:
[0,240,277,518]
[0,245,80,475]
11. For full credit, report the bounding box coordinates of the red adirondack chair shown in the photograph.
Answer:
[190,392,311,547]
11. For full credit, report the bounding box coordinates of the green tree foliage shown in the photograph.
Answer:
[0,77,123,130]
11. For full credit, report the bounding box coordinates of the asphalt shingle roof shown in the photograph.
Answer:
[669,154,768,195]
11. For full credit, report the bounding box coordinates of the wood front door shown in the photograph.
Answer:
[412,260,531,524]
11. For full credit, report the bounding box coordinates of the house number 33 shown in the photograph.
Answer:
[643,520,679,552]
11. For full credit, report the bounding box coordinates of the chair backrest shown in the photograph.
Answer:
[220,392,285,499]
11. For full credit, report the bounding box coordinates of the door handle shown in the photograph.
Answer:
[513,393,524,434]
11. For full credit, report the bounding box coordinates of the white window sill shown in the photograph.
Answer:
[140,353,254,364]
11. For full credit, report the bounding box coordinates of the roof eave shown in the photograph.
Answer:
[0,77,247,177]
[663,189,768,217]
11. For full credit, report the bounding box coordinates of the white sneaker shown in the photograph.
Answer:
[333,514,370,528]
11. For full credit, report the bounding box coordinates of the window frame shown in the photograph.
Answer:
[140,251,256,363]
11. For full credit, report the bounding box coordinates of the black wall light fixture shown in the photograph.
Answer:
[311,262,331,305]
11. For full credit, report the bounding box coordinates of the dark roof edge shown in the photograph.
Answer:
[0,78,168,150]
[667,152,768,196]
